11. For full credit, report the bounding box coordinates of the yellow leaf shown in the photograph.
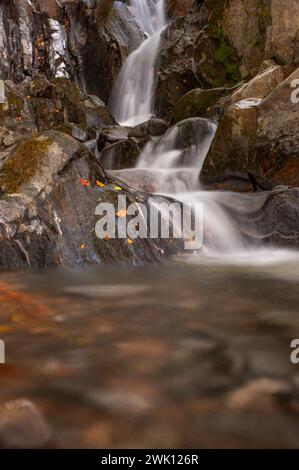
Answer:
[114,186,122,191]
[96,181,106,188]
[127,238,134,245]
[80,243,86,249]
[116,209,127,218]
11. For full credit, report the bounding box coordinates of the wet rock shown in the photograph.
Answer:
[201,172,277,193]
[228,65,287,104]
[156,2,299,121]
[0,77,115,144]
[172,87,232,122]
[233,187,299,247]
[0,130,184,268]
[0,399,51,448]
[100,139,141,170]
[203,68,299,187]
[155,4,241,120]
[0,0,125,102]
[106,1,145,55]
[97,119,168,169]
[128,118,168,139]
[202,98,261,180]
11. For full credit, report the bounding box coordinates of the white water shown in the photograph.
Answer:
[109,0,167,126]
[108,0,298,261]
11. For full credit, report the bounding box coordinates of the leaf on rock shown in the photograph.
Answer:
[116,209,127,218]
[80,178,90,187]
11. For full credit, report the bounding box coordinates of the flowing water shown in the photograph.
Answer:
[109,0,167,126]
[1,0,299,449]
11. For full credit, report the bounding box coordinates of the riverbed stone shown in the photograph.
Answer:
[0,399,51,449]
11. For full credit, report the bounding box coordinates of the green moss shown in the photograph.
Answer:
[211,25,241,83]
[0,136,51,194]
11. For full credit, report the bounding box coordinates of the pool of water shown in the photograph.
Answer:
[1,252,299,448]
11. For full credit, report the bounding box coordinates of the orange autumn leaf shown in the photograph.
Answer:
[127,238,134,245]
[104,234,110,241]
[80,178,90,187]
[80,243,86,249]
[116,209,127,218]
[96,181,106,188]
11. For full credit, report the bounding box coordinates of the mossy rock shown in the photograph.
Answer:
[172,87,231,122]
[0,131,91,195]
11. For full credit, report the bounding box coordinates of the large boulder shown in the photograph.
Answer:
[0,131,184,268]
[202,67,299,187]
[172,86,233,122]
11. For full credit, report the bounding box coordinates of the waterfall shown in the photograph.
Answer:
[135,118,246,253]
[109,0,167,126]
[108,1,248,255]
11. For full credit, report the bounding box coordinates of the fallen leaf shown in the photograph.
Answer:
[80,178,90,187]
[96,181,106,188]
[80,243,86,249]
[104,235,110,241]
[127,238,134,245]
[116,209,127,218]
[114,186,122,191]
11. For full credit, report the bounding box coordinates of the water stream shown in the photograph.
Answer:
[109,0,298,260]
[109,0,250,256]
[109,0,167,126]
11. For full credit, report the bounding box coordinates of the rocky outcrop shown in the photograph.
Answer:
[97,118,168,169]
[155,0,299,121]
[0,0,144,103]
[155,3,242,120]
[172,86,233,122]
[0,130,184,268]
[223,0,299,77]
[202,67,299,187]
[0,75,115,157]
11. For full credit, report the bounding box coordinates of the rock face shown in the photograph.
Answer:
[0,0,144,103]
[223,0,299,77]
[0,75,115,157]
[167,0,193,17]
[154,3,242,120]
[202,67,299,187]
[155,0,299,121]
